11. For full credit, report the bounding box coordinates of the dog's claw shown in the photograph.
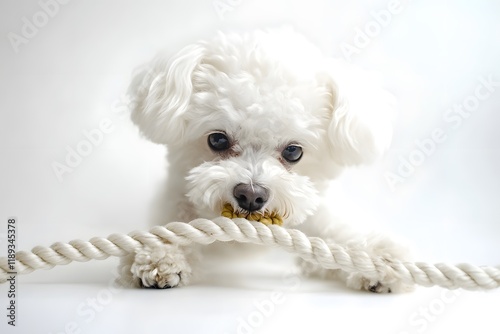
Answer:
[368,284,378,293]
[138,272,182,289]
[143,282,173,289]
[368,282,392,293]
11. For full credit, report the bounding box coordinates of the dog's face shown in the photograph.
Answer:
[183,63,331,225]
[129,30,394,226]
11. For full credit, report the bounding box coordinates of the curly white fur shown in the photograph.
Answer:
[125,28,403,292]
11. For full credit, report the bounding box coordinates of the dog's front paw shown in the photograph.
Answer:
[131,244,192,289]
[299,233,415,294]
[343,234,415,294]
[344,271,413,294]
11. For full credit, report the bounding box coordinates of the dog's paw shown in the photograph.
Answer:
[131,244,192,289]
[137,272,182,289]
[344,271,413,294]
[299,233,416,294]
[343,234,415,293]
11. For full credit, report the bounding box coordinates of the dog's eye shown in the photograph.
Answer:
[208,132,230,151]
[282,145,303,163]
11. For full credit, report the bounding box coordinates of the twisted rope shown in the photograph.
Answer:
[1,217,499,290]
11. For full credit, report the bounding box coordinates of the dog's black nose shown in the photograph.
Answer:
[233,183,269,212]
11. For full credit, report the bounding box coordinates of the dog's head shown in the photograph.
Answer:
[129,30,394,226]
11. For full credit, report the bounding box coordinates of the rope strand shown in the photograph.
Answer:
[0,217,498,290]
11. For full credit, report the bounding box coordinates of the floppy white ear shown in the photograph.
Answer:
[128,43,206,145]
[325,61,395,165]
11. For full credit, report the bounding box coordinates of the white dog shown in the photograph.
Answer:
[118,29,413,293]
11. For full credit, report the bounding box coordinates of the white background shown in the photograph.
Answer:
[0,0,499,333]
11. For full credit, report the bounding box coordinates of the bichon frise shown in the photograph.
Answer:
[118,29,413,293]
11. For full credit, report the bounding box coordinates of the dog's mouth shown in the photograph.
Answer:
[221,203,283,226]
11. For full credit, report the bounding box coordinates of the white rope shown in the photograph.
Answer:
[1,217,499,290]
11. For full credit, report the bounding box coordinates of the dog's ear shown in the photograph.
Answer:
[322,61,395,165]
[128,43,206,145]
